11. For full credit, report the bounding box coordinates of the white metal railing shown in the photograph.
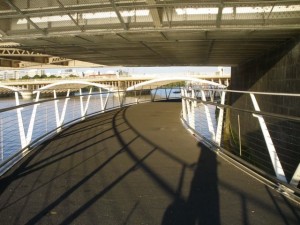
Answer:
[181,87,300,193]
[0,86,181,175]
[1,84,299,195]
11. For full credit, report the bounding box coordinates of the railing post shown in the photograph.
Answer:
[15,92,27,149]
[290,163,300,187]
[99,88,104,111]
[181,88,187,122]
[152,88,158,102]
[215,91,226,145]
[26,91,40,144]
[103,90,110,112]
[79,88,92,120]
[250,93,287,182]
[200,90,216,141]
[185,89,192,125]
[117,87,122,108]
[54,89,61,130]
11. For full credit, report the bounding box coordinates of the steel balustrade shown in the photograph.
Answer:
[0,86,181,176]
[181,87,300,193]
[1,84,299,196]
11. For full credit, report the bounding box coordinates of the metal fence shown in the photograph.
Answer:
[1,84,299,195]
[181,87,300,194]
[0,86,181,175]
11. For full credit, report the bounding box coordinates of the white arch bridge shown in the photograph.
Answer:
[0,76,228,99]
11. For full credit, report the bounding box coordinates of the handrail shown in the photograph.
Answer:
[181,87,300,195]
[0,87,181,175]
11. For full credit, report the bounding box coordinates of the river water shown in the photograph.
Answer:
[0,89,182,162]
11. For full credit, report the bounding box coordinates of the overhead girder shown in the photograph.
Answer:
[0,48,47,56]
[0,46,72,67]
[3,0,46,35]
[147,0,163,28]
[0,55,70,64]
[109,0,128,30]
[0,0,299,67]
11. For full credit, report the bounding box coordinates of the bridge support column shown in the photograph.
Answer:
[20,91,33,99]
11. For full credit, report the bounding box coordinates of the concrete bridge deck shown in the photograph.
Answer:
[0,101,299,225]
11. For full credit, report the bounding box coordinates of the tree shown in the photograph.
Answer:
[22,75,30,79]
[33,75,41,79]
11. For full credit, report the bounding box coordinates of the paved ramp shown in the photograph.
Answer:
[0,102,299,225]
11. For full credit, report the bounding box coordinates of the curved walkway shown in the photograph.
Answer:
[0,102,299,225]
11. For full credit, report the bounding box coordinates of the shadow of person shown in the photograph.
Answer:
[161,142,220,225]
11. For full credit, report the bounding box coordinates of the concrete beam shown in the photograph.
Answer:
[1,56,49,64]
[4,0,46,35]
[216,4,224,28]
[147,0,163,28]
[56,0,84,32]
[109,0,128,30]
[0,58,20,67]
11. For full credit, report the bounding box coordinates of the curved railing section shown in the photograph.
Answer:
[0,86,181,175]
[181,87,300,196]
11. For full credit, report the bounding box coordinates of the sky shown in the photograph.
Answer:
[44,66,231,76]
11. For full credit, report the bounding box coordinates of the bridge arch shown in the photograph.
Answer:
[0,84,20,93]
[34,80,114,93]
[0,84,29,101]
[126,77,226,91]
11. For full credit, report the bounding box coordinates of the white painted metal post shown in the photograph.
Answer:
[238,114,242,156]
[81,88,92,119]
[201,90,216,141]
[167,87,173,100]
[99,88,104,111]
[54,90,61,129]
[152,88,158,101]
[79,89,84,117]
[59,90,70,130]
[185,89,192,125]
[215,91,226,145]
[15,92,27,149]
[181,89,188,122]
[103,91,110,111]
[26,91,40,144]
[290,163,300,187]
[250,93,287,182]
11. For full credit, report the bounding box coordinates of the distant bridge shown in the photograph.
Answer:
[0,75,230,98]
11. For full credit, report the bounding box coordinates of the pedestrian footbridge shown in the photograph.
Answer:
[0,82,299,224]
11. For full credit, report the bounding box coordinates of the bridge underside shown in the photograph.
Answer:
[0,0,299,68]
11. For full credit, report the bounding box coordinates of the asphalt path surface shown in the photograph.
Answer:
[0,101,299,225]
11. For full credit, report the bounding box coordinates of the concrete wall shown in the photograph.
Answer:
[225,38,300,181]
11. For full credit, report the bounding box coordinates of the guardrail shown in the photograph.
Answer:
[0,86,181,175]
[1,84,299,197]
[181,87,300,195]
